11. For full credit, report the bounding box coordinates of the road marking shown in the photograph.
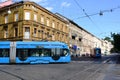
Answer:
[102,58,111,63]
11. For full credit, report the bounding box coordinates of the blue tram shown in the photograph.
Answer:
[90,48,102,58]
[0,41,71,64]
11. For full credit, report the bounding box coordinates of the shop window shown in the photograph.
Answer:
[33,28,37,37]
[15,27,18,37]
[24,27,30,39]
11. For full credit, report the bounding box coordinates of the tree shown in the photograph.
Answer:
[103,37,112,42]
[111,33,120,53]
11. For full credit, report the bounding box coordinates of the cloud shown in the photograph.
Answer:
[45,7,53,11]
[61,2,71,7]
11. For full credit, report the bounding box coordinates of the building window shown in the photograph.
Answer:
[79,38,82,42]
[52,34,55,40]
[46,18,49,26]
[24,27,30,39]
[41,15,44,24]
[15,27,18,37]
[25,12,30,20]
[33,28,37,37]
[52,22,55,28]
[72,36,75,40]
[14,13,18,21]
[4,26,8,38]
[5,15,8,23]
[34,14,37,21]
[61,24,63,31]
[57,22,59,29]
[0,15,1,24]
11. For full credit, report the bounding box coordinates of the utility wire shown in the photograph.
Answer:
[74,0,94,23]
[74,6,120,19]
[73,0,103,32]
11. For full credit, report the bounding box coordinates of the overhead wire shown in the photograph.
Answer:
[73,0,103,33]
[74,6,120,19]
[73,0,94,23]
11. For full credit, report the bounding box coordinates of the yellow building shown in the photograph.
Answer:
[0,1,69,44]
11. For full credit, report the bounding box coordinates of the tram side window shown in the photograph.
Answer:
[29,49,51,57]
[16,49,28,61]
[51,48,62,56]
[51,48,55,56]
[0,49,9,57]
[16,49,28,57]
[42,49,51,57]
[56,48,61,55]
[29,49,40,57]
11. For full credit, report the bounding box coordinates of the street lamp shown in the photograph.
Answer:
[8,8,11,14]
[99,11,103,16]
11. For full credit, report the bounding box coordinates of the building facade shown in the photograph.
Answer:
[55,13,113,56]
[0,1,69,44]
[101,40,113,55]
[0,1,113,56]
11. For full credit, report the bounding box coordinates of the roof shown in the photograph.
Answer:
[0,0,13,8]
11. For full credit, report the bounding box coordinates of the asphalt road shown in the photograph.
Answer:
[0,54,119,80]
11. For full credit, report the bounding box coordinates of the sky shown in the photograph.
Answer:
[1,0,120,39]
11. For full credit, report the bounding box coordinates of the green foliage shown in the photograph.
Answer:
[111,33,120,53]
[103,37,112,42]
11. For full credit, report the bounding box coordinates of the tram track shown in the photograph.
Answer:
[62,63,107,80]
[61,63,100,80]
[0,68,25,80]
[84,64,106,80]
[65,56,117,80]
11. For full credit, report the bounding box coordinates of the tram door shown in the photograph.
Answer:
[10,42,16,63]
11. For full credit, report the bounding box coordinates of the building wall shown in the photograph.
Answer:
[101,40,113,55]
[0,2,23,40]
[80,30,95,55]
[54,14,113,57]
[69,23,82,55]
[68,22,104,56]
[0,1,69,44]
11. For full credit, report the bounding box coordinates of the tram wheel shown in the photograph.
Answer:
[52,54,60,60]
